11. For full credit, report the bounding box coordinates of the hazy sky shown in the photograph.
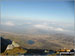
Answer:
[1,0,74,23]
[0,0,74,35]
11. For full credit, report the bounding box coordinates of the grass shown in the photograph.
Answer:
[1,47,27,55]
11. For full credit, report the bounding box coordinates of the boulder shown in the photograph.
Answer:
[0,36,12,53]
[6,44,14,50]
[6,41,20,50]
[12,41,20,47]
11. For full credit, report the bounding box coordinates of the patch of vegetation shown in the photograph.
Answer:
[1,47,27,55]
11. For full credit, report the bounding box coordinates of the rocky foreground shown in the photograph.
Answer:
[0,36,75,56]
[0,37,27,55]
[0,37,54,55]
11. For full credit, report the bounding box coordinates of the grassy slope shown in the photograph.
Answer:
[1,47,27,55]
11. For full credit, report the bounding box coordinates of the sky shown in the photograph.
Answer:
[0,0,74,35]
[1,0,74,23]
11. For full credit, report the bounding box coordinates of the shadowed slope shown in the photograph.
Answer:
[0,36,12,53]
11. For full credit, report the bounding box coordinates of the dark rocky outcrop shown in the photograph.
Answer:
[0,36,12,53]
[6,41,20,50]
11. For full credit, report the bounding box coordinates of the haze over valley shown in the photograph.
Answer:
[0,19,74,50]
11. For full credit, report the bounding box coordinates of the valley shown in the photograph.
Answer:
[0,31,74,50]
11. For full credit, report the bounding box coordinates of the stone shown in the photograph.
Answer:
[6,44,14,50]
[0,37,12,53]
[12,41,20,47]
[6,41,20,50]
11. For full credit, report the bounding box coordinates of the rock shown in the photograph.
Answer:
[12,41,20,47]
[0,36,12,53]
[6,44,14,50]
[6,41,20,50]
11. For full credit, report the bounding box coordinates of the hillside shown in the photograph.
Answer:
[1,47,27,55]
[0,37,27,55]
